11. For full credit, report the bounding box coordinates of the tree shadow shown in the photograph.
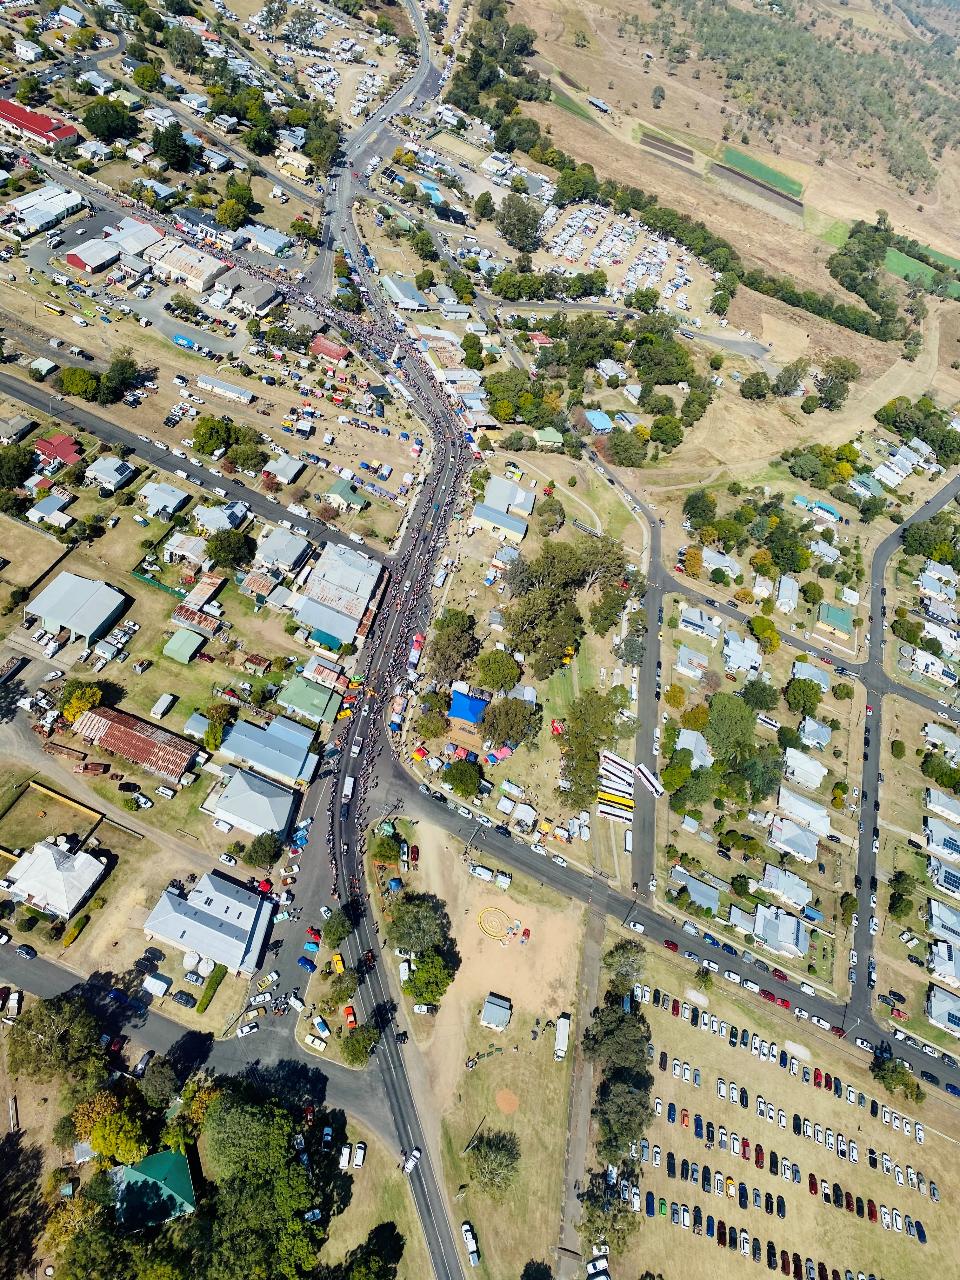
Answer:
[0,676,26,724]
[232,1055,330,1112]
[164,1030,214,1080]
[0,1130,44,1280]
[520,1264,554,1280]
[342,1222,406,1279]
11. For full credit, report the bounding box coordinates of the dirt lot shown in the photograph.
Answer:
[397,818,583,1278]
[611,947,958,1280]
[318,1123,431,1280]
[0,778,99,854]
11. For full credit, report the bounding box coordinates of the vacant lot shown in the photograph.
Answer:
[403,818,582,1277]
[0,516,66,592]
[319,1124,432,1280]
[0,779,99,853]
[611,948,957,1280]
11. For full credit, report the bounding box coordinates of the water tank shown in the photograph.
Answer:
[183,951,200,972]
[197,956,215,977]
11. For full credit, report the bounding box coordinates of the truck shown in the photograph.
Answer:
[554,1013,571,1061]
[173,334,196,350]
[342,775,355,803]
[407,633,424,672]
[469,863,494,883]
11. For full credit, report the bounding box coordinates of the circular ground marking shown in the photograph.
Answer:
[478,906,511,939]
[495,1088,519,1114]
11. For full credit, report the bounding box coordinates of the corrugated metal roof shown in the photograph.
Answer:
[72,706,195,782]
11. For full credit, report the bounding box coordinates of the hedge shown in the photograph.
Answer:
[196,963,228,1014]
[62,914,90,947]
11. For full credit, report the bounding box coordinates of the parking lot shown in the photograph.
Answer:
[609,950,954,1280]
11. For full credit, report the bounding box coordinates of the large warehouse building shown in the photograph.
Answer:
[66,239,120,274]
[26,571,125,644]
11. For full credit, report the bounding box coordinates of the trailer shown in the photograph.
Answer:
[172,334,196,350]
[554,1013,571,1061]
[43,741,85,760]
[73,761,108,774]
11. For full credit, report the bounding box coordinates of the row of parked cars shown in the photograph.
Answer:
[638,1147,790,1217]
[805,1172,928,1241]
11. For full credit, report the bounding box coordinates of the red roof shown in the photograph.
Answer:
[0,99,78,145]
[36,433,81,466]
[71,707,195,783]
[171,603,221,636]
[309,334,350,362]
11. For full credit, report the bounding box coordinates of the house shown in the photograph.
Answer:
[703,548,741,579]
[534,427,563,450]
[817,602,853,639]
[799,717,832,750]
[760,863,813,912]
[929,856,960,900]
[913,648,957,687]
[926,983,960,1038]
[14,38,43,62]
[325,477,368,513]
[194,501,248,534]
[27,493,73,529]
[295,542,380,650]
[143,870,271,975]
[753,574,773,601]
[484,475,535,518]
[924,722,960,764]
[722,628,762,675]
[916,571,956,604]
[783,748,827,791]
[480,992,512,1031]
[669,865,720,914]
[212,767,296,836]
[72,706,195,783]
[138,481,188,520]
[922,620,960,660]
[262,455,304,487]
[0,414,35,445]
[676,728,714,771]
[768,816,819,864]
[679,607,720,644]
[276,676,342,725]
[927,788,960,824]
[778,786,831,836]
[255,528,310,574]
[114,1151,195,1228]
[144,238,226,292]
[928,897,960,944]
[849,473,884,501]
[310,334,350,363]
[471,503,527,543]
[924,815,960,862]
[675,644,709,681]
[930,940,960,989]
[75,139,114,166]
[791,660,830,693]
[86,455,136,494]
[924,560,958,588]
[5,839,105,918]
[584,409,613,435]
[2,183,83,234]
[240,222,292,257]
[27,572,125,644]
[382,275,430,311]
[730,902,809,958]
[163,531,211,571]
[809,539,840,566]
[219,716,318,788]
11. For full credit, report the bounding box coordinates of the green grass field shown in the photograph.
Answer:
[920,243,960,273]
[883,248,960,299]
[552,86,594,123]
[722,146,803,198]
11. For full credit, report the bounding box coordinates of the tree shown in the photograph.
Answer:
[495,192,543,252]
[322,908,352,949]
[871,1055,925,1103]
[446,759,481,797]
[216,199,248,231]
[740,372,771,400]
[684,545,703,578]
[138,1056,179,1109]
[705,690,756,761]
[247,831,281,865]
[741,678,779,712]
[83,98,134,143]
[341,1024,381,1065]
[15,75,40,105]
[416,709,448,739]
[473,649,521,693]
[132,63,161,91]
[0,443,35,489]
[429,608,478,681]
[749,614,780,653]
[165,26,205,71]
[89,1101,149,1165]
[651,85,665,109]
[386,893,449,954]
[664,684,685,710]
[816,357,860,411]
[151,121,191,170]
[582,1004,649,1070]
[474,190,494,219]
[72,1089,120,1141]
[832,682,854,700]
[467,1129,521,1193]
[206,529,254,568]
[800,580,824,605]
[891,739,906,759]
[602,939,645,997]
[772,357,809,397]
[481,698,541,746]
[784,677,822,717]
[403,949,455,1004]
[731,873,750,899]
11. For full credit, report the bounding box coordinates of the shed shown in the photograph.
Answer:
[480,992,512,1031]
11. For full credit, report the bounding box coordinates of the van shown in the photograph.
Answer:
[289,994,305,1012]
[350,736,364,759]
[800,981,815,996]
[72,315,88,327]
[175,469,188,480]
[348,531,364,544]
[213,486,227,498]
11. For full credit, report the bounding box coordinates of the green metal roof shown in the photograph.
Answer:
[163,629,204,664]
[117,1150,196,1226]
[818,602,853,634]
[277,675,342,724]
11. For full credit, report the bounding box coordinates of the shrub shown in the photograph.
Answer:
[196,963,228,1013]
[61,913,90,946]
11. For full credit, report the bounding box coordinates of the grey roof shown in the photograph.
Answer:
[924,815,960,860]
[28,571,124,640]
[194,501,247,533]
[256,527,310,571]
[775,576,799,611]
[143,871,272,975]
[214,768,295,835]
[220,716,317,786]
[263,455,303,484]
[778,786,831,835]
[676,729,714,771]
[753,903,809,956]
[761,863,813,910]
[783,748,827,790]
[929,897,960,943]
[472,502,528,539]
[139,481,188,518]
[484,475,534,516]
[87,455,134,488]
[6,840,105,918]
[799,717,832,749]
[926,983,960,1036]
[791,661,830,692]
[670,864,720,913]
[769,816,818,863]
[480,993,512,1030]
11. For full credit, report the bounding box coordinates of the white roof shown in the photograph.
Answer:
[28,571,124,639]
[784,748,827,790]
[777,785,831,835]
[214,768,296,835]
[7,840,105,917]
[143,870,272,974]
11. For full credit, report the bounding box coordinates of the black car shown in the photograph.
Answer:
[779,1049,788,1069]
[855,1196,864,1219]
[752,1238,762,1264]
[722,943,737,956]
[870,1099,879,1118]
[920,1070,939,1086]
[739,1182,749,1210]
[707,1122,715,1144]
[792,1114,802,1136]
[770,1151,779,1176]
[681,1158,690,1182]
[767,1241,778,1271]
[172,991,196,1008]
[15,944,36,959]
[754,959,770,973]
[729,1024,739,1047]
[889,989,906,1004]
[832,1183,843,1209]
[702,1165,711,1192]
[691,1007,699,1028]
[741,1028,750,1048]
[653,988,661,1006]
[776,1195,786,1219]
[659,1050,668,1071]
[868,1148,878,1170]
[667,1152,676,1178]
[740,1087,749,1110]
[765,1192,774,1215]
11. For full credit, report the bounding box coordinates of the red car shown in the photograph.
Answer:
[831,1026,846,1038]
[891,1007,908,1021]
[304,1104,315,1126]
[663,938,679,952]
[824,1073,833,1091]
[772,968,787,983]
[306,927,322,942]
[681,1108,689,1128]
[109,1035,126,1054]
[755,1144,764,1169]
[410,844,419,864]
[742,1138,750,1161]
[809,1173,818,1196]
[671,998,680,1017]
[845,1191,854,1213]
[760,989,775,1003]
[814,1068,823,1088]
[867,1200,878,1224]
[343,1005,357,1030]
[776,997,791,1009]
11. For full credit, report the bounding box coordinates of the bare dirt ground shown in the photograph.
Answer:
[397,818,583,1276]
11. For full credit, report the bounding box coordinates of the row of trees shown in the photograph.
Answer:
[59,348,142,407]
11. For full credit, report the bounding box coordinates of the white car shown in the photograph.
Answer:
[339,1144,352,1170]
[402,1147,421,1174]
[628,920,645,934]
[353,1141,366,1168]
[236,1022,259,1037]
[41,669,63,682]
[461,1222,480,1267]
[219,853,237,866]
